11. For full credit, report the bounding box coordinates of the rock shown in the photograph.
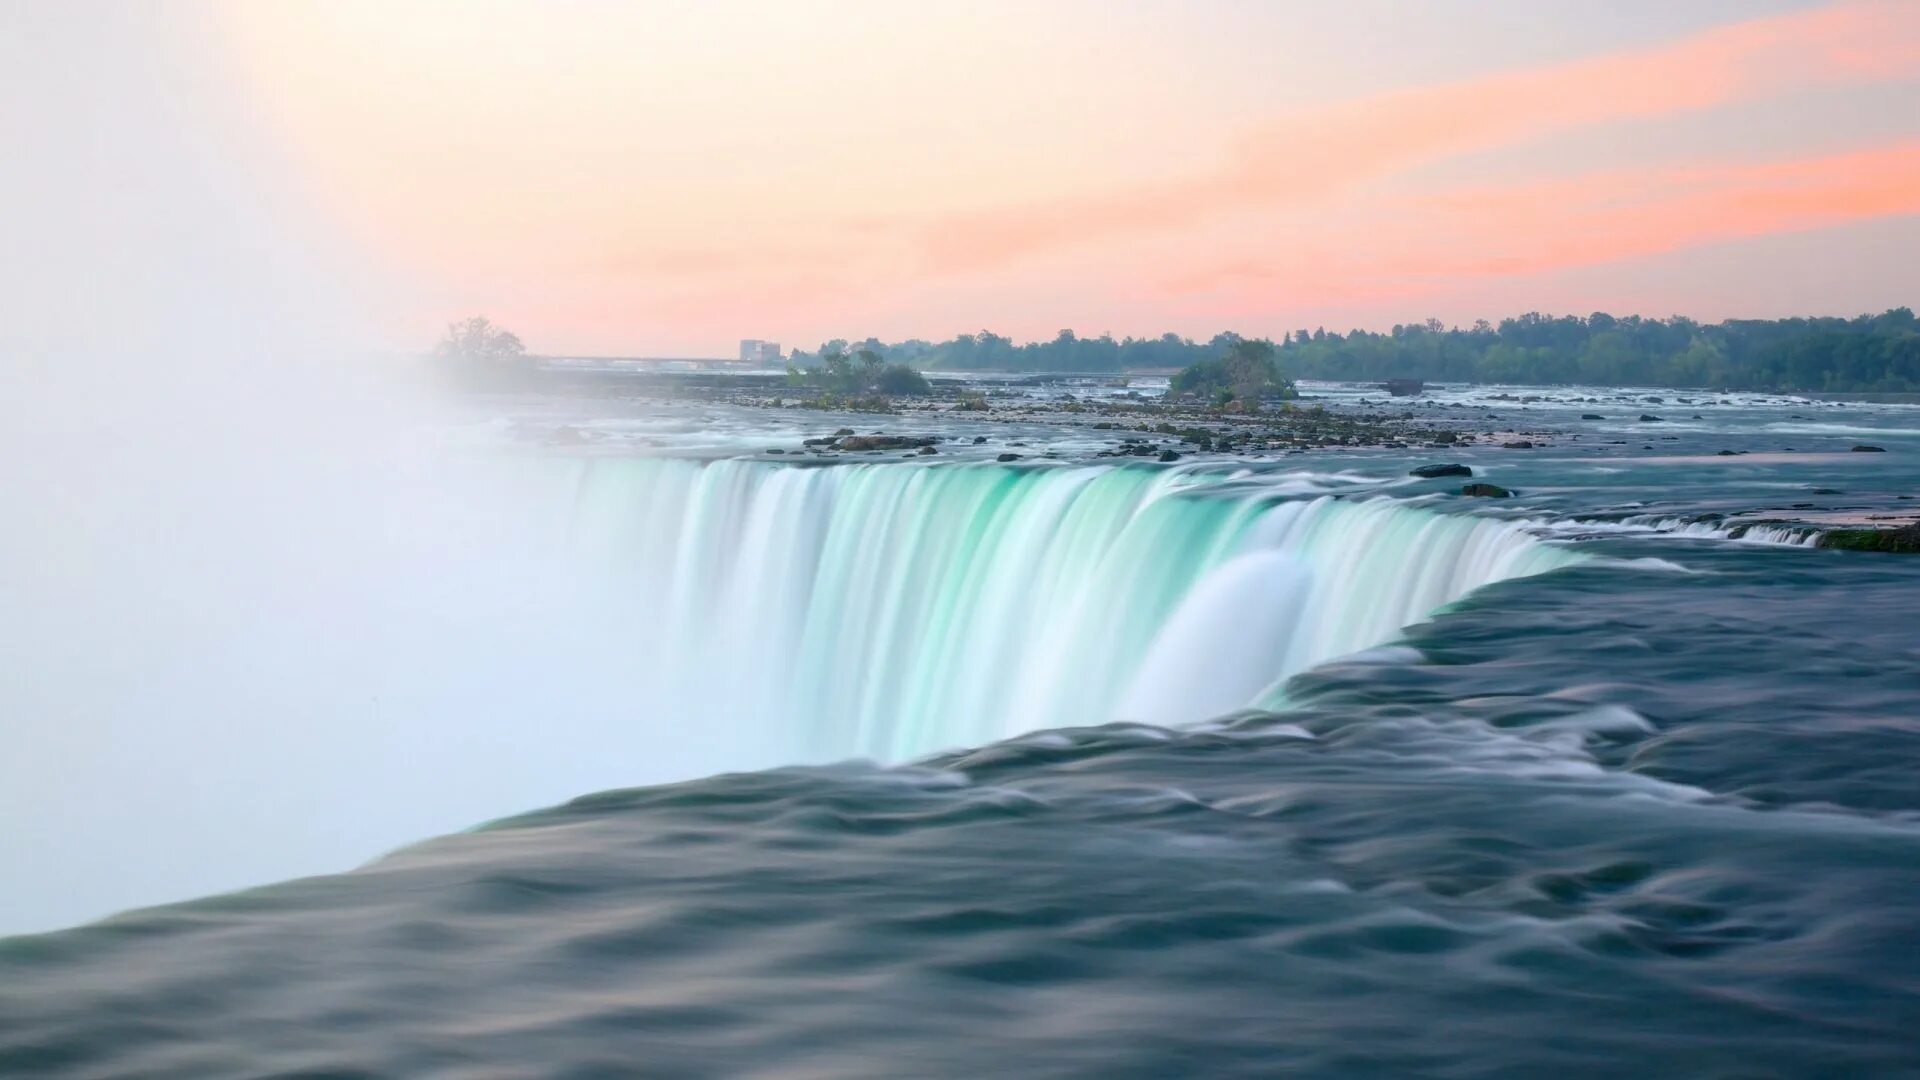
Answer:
[1411,463,1472,478]
[1581,414,1605,420]
[972,435,987,444]
[1431,431,1459,444]
[1460,483,1512,498]
[1157,449,1181,462]
[1716,449,1737,456]
[1853,445,1887,452]
[765,448,785,454]
[996,452,1022,462]
[1502,440,1534,449]
[918,445,937,455]
[833,428,855,437]
[1639,414,1663,422]
[1820,522,1920,553]
[838,434,934,451]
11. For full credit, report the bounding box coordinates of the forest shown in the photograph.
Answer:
[786,309,1920,392]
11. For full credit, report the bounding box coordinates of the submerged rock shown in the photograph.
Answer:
[1581,414,1606,420]
[1157,449,1181,462]
[1502,440,1534,450]
[1820,523,1920,553]
[1853,445,1887,453]
[1460,483,1512,498]
[1411,463,1472,478]
[1639,414,1663,422]
[996,452,1022,462]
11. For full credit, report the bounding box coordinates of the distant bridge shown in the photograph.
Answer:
[539,355,753,371]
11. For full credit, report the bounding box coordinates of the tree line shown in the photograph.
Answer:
[788,309,1920,392]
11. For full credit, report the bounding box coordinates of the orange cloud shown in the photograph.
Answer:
[921,0,1920,272]
[1405,143,1920,279]
[1160,140,1920,312]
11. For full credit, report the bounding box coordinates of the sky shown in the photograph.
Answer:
[202,1,1920,354]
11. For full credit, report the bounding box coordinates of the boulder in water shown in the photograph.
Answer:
[839,434,934,451]
[1411,463,1472,478]
[1581,414,1606,420]
[1502,440,1534,449]
[1639,414,1663,422]
[1460,482,1511,498]
[1157,449,1181,462]
[1853,445,1887,453]
[996,452,1022,462]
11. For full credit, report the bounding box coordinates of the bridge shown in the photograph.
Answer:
[538,355,757,371]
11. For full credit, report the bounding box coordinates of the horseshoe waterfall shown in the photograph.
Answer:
[565,458,1581,763]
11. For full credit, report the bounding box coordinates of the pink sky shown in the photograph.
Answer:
[214,0,1920,355]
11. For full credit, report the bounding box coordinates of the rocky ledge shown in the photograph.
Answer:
[1820,523,1920,553]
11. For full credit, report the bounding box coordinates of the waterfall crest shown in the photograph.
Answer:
[569,459,1583,761]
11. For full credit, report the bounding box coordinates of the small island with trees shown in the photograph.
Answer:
[784,343,931,405]
[1166,338,1297,410]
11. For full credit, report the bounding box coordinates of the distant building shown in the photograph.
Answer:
[739,339,782,364]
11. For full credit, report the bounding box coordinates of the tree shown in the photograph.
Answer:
[436,316,529,386]
[436,316,525,366]
[873,363,931,395]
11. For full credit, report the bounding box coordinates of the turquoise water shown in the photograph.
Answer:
[565,458,1579,761]
[4,383,1920,1077]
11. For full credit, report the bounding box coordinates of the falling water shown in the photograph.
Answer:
[567,458,1583,761]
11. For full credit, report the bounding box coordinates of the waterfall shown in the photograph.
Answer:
[567,458,1583,762]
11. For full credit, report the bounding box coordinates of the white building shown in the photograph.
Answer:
[738,339,782,364]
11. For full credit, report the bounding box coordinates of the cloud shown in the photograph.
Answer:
[1157,139,1920,311]
[919,0,1920,272]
